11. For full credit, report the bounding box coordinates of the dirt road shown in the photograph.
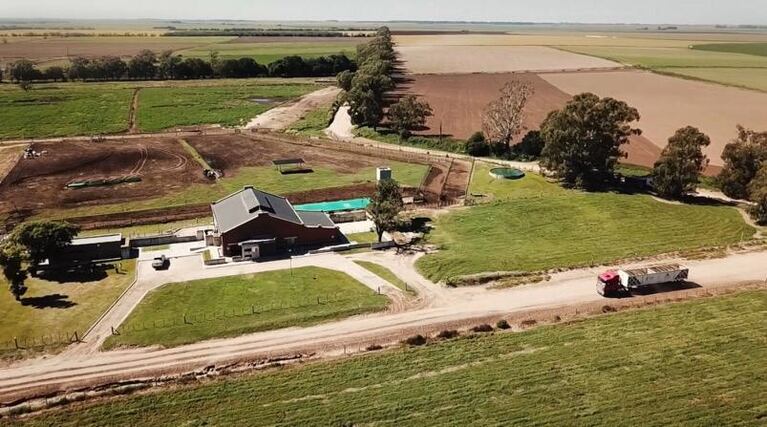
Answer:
[244,86,340,130]
[1,249,766,402]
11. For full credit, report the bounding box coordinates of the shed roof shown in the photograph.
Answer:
[296,211,336,228]
[212,187,302,233]
[71,234,123,246]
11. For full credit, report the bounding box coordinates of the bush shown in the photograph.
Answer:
[403,334,427,346]
[516,130,545,158]
[436,330,459,340]
[520,319,537,328]
[365,344,383,351]
[471,324,494,333]
[465,131,490,156]
[496,320,511,330]
[602,305,617,313]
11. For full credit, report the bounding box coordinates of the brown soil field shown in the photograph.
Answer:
[542,70,767,167]
[0,144,26,186]
[0,138,206,215]
[228,36,363,44]
[185,133,395,173]
[395,45,621,74]
[0,37,210,64]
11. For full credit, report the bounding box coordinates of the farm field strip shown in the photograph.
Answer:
[177,39,361,64]
[540,70,767,166]
[18,291,767,426]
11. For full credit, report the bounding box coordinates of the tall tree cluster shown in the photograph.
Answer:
[652,126,711,199]
[717,126,767,224]
[340,27,396,128]
[6,50,355,84]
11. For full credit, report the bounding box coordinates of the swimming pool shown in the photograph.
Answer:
[294,197,371,212]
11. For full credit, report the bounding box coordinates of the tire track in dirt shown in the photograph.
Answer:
[127,88,141,134]
[129,145,148,176]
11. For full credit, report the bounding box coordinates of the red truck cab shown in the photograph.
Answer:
[596,270,622,296]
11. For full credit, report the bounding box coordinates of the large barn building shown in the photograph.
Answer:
[211,186,342,258]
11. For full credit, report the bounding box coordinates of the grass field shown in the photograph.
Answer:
[22,290,767,426]
[137,81,319,131]
[178,40,360,64]
[354,261,415,294]
[103,267,388,349]
[693,42,767,57]
[286,105,333,137]
[0,261,135,355]
[355,127,468,154]
[346,231,378,244]
[418,164,753,281]
[0,84,133,139]
[40,159,428,220]
[657,67,767,92]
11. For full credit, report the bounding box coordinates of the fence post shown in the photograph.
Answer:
[74,331,80,343]
[14,337,19,349]
[251,305,255,314]
[183,314,188,324]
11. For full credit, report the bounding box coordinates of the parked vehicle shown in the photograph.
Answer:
[597,264,689,297]
[152,255,170,270]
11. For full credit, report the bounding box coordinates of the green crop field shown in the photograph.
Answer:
[104,267,388,349]
[657,67,767,92]
[693,42,767,57]
[0,84,133,139]
[136,81,319,131]
[178,40,360,64]
[40,158,428,221]
[417,163,753,282]
[21,290,767,426]
[0,261,135,357]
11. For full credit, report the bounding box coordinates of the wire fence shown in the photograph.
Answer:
[113,293,374,336]
[0,331,82,352]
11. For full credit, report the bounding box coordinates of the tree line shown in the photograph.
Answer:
[2,50,356,86]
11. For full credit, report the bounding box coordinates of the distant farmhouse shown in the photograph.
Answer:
[210,186,342,258]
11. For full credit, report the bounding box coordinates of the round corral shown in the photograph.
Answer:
[490,167,526,180]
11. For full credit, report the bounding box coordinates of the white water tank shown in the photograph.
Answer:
[377,167,392,182]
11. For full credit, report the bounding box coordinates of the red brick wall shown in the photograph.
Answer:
[220,214,341,257]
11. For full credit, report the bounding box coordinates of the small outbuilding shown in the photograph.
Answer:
[46,234,124,268]
[211,186,342,258]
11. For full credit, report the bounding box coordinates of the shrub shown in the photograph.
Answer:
[365,344,383,351]
[602,305,617,313]
[520,319,537,328]
[496,320,511,330]
[465,131,490,156]
[403,334,427,346]
[516,130,545,158]
[471,324,494,333]
[436,330,459,340]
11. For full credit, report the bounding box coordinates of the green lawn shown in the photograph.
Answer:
[137,81,319,131]
[354,260,415,295]
[0,261,136,356]
[346,231,378,244]
[419,163,753,282]
[693,42,767,57]
[286,104,333,137]
[41,159,428,220]
[103,267,388,349]
[355,127,468,155]
[615,162,719,191]
[0,84,133,139]
[22,290,767,426]
[657,67,767,92]
[178,41,360,64]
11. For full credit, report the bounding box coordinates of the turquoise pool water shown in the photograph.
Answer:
[294,198,371,212]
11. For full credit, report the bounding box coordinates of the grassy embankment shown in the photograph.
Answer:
[417,163,753,282]
[21,290,767,425]
[560,43,767,92]
[286,104,335,137]
[0,261,136,357]
[103,267,388,349]
[354,260,415,295]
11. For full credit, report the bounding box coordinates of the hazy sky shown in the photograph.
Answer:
[1,0,765,25]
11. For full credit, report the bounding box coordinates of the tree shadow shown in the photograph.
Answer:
[37,266,110,284]
[21,294,77,309]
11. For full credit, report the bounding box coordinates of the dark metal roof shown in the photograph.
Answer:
[272,158,305,166]
[296,211,337,228]
[212,187,302,233]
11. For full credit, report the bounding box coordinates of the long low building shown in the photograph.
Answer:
[211,186,343,258]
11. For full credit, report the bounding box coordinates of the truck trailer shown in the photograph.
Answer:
[597,264,689,297]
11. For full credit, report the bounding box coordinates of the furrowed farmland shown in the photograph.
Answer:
[17,291,767,426]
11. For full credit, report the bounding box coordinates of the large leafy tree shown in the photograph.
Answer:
[652,126,711,199]
[11,221,80,272]
[367,179,404,243]
[482,80,533,155]
[387,95,433,139]
[0,242,27,301]
[748,163,767,225]
[127,50,158,80]
[718,126,767,200]
[540,93,641,188]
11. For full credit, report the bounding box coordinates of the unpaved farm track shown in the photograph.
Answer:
[0,249,766,404]
[244,86,341,130]
[127,88,141,134]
